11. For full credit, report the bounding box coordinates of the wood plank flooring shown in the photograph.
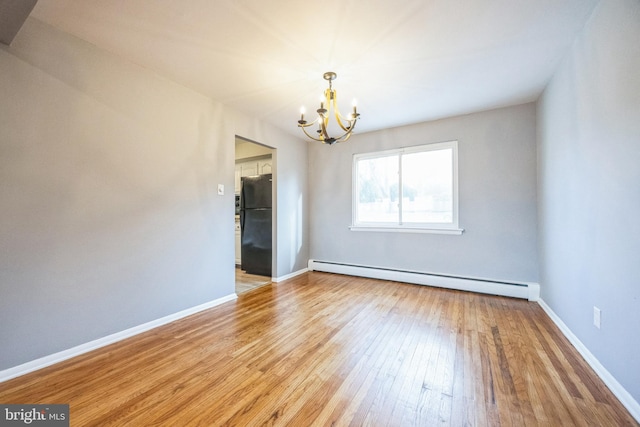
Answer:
[0,272,637,426]
[235,269,271,295]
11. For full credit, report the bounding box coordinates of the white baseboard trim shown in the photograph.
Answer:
[538,299,640,423]
[0,293,238,384]
[308,260,540,301]
[272,267,309,283]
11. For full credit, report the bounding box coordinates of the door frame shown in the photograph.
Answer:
[234,135,276,278]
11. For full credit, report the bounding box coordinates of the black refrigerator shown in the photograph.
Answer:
[240,174,272,276]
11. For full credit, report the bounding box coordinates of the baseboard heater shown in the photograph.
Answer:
[308,260,539,301]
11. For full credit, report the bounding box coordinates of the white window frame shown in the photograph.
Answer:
[350,140,463,235]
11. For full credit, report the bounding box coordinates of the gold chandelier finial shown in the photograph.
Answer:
[297,72,360,145]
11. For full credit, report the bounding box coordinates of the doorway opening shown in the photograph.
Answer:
[234,136,274,294]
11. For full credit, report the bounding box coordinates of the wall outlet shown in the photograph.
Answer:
[593,306,601,329]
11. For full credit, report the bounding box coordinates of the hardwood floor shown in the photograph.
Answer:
[235,268,271,294]
[0,272,636,426]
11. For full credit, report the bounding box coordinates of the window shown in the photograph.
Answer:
[352,141,462,234]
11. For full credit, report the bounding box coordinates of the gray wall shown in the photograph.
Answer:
[309,103,539,284]
[537,0,640,402]
[0,18,308,370]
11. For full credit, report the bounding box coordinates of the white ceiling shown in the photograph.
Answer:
[28,0,598,137]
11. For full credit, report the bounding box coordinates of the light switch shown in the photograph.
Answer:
[217,184,224,195]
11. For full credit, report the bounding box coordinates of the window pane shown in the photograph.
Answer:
[356,155,399,223]
[401,148,453,224]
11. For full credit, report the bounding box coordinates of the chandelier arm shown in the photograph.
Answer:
[298,120,319,129]
[334,113,357,133]
[319,115,331,141]
[333,127,355,143]
[318,89,333,141]
[319,125,354,145]
[298,116,327,141]
[300,123,325,142]
[331,92,357,133]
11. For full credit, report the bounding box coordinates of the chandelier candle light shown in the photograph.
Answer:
[298,72,360,145]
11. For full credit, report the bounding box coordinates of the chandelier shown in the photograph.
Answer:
[297,72,360,145]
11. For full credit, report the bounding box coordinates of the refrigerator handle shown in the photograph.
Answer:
[239,177,245,232]
[240,178,245,210]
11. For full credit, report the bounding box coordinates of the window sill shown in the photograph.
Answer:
[349,226,464,235]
